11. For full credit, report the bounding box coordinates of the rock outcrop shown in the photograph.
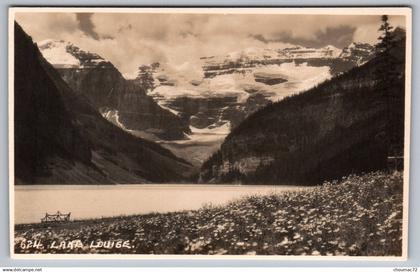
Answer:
[253,72,288,85]
[339,42,376,65]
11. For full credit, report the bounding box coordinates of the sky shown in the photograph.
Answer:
[15,12,406,79]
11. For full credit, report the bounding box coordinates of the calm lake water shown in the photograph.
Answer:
[14,184,306,224]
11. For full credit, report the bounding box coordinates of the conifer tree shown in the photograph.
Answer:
[375,15,401,161]
[376,15,394,54]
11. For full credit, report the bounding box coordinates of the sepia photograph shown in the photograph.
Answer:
[9,7,411,258]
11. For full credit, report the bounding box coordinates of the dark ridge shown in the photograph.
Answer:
[14,22,193,185]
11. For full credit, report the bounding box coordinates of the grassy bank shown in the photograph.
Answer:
[14,171,403,256]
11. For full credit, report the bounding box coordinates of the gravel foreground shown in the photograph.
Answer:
[14,171,404,256]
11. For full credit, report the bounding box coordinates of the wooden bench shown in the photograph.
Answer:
[41,211,71,223]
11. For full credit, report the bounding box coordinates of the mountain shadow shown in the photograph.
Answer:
[14,22,193,185]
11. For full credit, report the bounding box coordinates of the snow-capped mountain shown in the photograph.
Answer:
[141,43,374,142]
[38,39,108,69]
[202,45,341,65]
[38,40,190,140]
[38,39,374,147]
[202,44,371,78]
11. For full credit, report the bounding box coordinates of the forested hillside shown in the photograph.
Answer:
[200,28,406,185]
[14,22,193,185]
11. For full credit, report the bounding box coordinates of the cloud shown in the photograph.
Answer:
[251,25,357,48]
[353,16,406,44]
[14,12,407,78]
[251,34,269,43]
[15,12,79,41]
[76,13,99,40]
[76,13,114,40]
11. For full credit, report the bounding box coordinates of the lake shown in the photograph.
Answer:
[14,184,306,224]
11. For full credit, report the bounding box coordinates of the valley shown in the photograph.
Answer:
[71,41,375,167]
[15,20,406,186]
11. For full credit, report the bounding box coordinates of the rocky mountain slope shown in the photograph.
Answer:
[146,43,374,137]
[14,22,193,185]
[200,31,405,185]
[38,40,190,140]
[201,44,373,78]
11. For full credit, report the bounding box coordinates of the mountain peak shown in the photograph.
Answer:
[38,39,107,69]
[339,42,375,65]
[321,44,342,57]
[38,39,69,48]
